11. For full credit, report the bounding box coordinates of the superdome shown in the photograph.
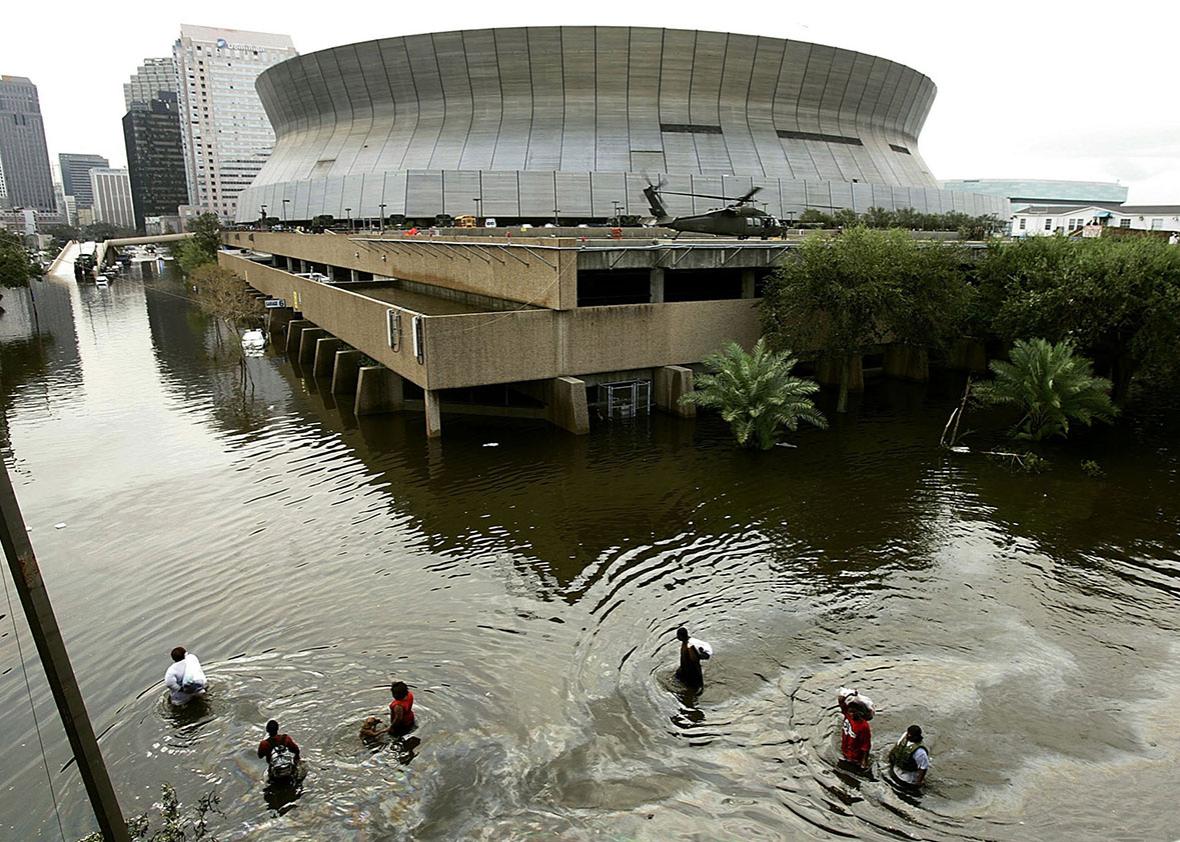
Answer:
[236,27,1007,223]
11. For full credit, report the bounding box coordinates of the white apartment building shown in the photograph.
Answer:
[1011,204,1180,237]
[124,57,177,109]
[90,168,135,230]
[172,25,296,222]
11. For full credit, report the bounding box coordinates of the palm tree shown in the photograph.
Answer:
[974,338,1117,441]
[681,339,828,450]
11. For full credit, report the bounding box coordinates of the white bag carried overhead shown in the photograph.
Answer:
[181,653,207,693]
[838,687,875,719]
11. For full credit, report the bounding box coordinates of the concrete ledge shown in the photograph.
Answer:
[654,365,696,417]
[298,327,328,364]
[284,319,312,356]
[331,350,363,395]
[313,337,345,378]
[354,366,404,415]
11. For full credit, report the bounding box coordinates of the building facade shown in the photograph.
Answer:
[172,25,297,222]
[89,167,134,230]
[58,153,110,210]
[1012,204,1180,237]
[0,76,55,211]
[123,92,188,232]
[236,27,1007,224]
[941,179,1127,212]
[124,57,177,109]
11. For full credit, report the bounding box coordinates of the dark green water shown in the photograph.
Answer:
[1,266,1178,841]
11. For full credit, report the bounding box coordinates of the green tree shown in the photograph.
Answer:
[0,230,39,288]
[976,235,1180,401]
[79,221,134,242]
[681,338,827,449]
[174,213,222,273]
[973,338,1117,441]
[762,227,969,410]
[41,223,80,252]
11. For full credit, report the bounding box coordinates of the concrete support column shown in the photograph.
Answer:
[816,353,865,391]
[741,269,757,299]
[654,365,696,417]
[883,344,930,382]
[285,256,294,272]
[313,337,345,378]
[266,306,294,341]
[299,259,307,273]
[284,319,312,356]
[350,268,360,283]
[947,338,988,373]
[298,327,328,364]
[424,389,442,439]
[649,267,665,304]
[354,366,404,415]
[331,350,363,395]
[548,376,590,434]
[327,265,337,283]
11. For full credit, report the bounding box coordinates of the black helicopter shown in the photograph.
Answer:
[642,180,785,239]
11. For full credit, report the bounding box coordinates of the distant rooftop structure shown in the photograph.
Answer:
[940,179,1127,211]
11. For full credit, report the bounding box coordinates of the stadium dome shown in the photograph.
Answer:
[236,27,1007,224]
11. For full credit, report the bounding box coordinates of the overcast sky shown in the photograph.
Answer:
[7,0,1178,203]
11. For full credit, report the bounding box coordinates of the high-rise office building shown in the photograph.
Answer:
[172,25,296,221]
[0,76,55,211]
[124,57,177,109]
[0,158,8,208]
[89,167,134,230]
[123,92,187,232]
[58,153,110,209]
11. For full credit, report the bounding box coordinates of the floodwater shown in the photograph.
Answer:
[1,265,1178,841]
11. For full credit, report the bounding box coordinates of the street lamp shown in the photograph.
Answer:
[345,207,352,233]
[260,204,268,230]
[282,198,290,226]
[379,203,387,235]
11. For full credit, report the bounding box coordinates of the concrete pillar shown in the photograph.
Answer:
[654,365,696,417]
[331,350,363,395]
[350,268,360,283]
[354,366,404,415]
[649,267,665,304]
[548,376,590,434]
[947,338,988,373]
[883,344,930,382]
[284,319,312,356]
[327,265,337,283]
[298,327,328,364]
[266,306,294,340]
[285,256,294,272]
[741,269,757,299]
[313,337,345,378]
[424,389,442,439]
[816,353,865,391]
[299,259,308,273]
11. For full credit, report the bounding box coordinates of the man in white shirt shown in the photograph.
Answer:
[164,646,207,706]
[888,724,930,786]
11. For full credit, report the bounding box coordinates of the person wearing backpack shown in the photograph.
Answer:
[257,719,301,783]
[888,725,930,786]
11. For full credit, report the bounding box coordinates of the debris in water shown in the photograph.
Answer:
[54,522,67,529]
[482,442,499,447]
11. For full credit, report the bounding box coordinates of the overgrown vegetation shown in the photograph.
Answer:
[681,339,827,450]
[174,213,223,274]
[973,338,1117,441]
[762,227,971,411]
[78,784,220,842]
[797,207,1004,239]
[0,230,39,288]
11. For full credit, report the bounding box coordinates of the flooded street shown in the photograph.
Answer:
[2,267,1179,841]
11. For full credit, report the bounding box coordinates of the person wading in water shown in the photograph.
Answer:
[838,688,873,770]
[674,627,713,690]
[888,724,930,787]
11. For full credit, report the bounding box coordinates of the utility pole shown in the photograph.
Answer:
[0,463,129,841]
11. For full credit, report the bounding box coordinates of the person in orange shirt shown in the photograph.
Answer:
[389,681,416,736]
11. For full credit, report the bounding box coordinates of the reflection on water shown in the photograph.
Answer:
[1,268,1178,841]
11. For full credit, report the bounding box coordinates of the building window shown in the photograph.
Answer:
[1018,218,1026,230]
[1151,218,1163,230]
[1044,219,1052,231]
[777,129,864,146]
[1119,218,1131,228]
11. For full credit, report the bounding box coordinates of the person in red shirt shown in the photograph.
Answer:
[838,689,872,769]
[389,681,416,736]
[257,719,300,782]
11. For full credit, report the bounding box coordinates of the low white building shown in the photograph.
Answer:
[1012,204,1180,237]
